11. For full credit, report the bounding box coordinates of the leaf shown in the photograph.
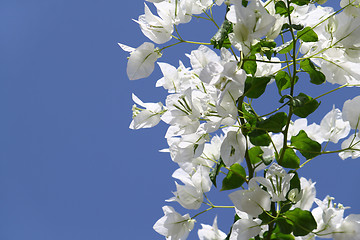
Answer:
[251,40,277,60]
[275,1,294,16]
[276,218,293,234]
[211,19,233,49]
[257,112,288,133]
[209,159,224,188]
[288,171,301,193]
[300,59,326,85]
[298,27,318,42]
[291,130,321,159]
[271,233,295,240]
[221,163,247,191]
[292,93,320,118]
[244,76,271,99]
[278,148,300,169]
[243,55,257,76]
[284,208,317,236]
[278,41,294,54]
[275,71,292,94]
[249,129,272,146]
[248,146,264,164]
[291,0,311,6]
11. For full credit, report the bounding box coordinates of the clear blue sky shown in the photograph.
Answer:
[1,1,359,239]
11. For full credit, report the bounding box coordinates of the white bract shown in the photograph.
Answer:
[124,0,360,239]
[153,206,195,240]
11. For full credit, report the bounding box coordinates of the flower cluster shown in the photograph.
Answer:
[122,0,360,239]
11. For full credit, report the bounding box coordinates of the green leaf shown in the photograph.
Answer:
[289,171,301,192]
[292,93,320,118]
[275,71,292,94]
[258,211,273,225]
[221,163,246,191]
[243,55,257,76]
[298,27,318,42]
[278,148,300,169]
[284,208,317,236]
[291,0,311,6]
[276,218,293,234]
[211,19,233,49]
[209,159,224,188]
[251,40,277,60]
[271,232,295,240]
[242,0,248,7]
[275,1,294,16]
[249,129,272,146]
[242,104,257,126]
[257,112,288,133]
[291,130,321,159]
[248,146,264,164]
[278,41,294,54]
[244,76,271,99]
[300,59,326,85]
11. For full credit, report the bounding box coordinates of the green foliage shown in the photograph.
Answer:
[291,130,321,159]
[249,129,272,146]
[211,19,233,49]
[278,41,294,54]
[292,93,321,118]
[244,76,271,98]
[300,59,326,85]
[275,1,294,16]
[298,27,319,42]
[243,55,257,76]
[275,71,292,94]
[251,39,277,60]
[278,148,300,169]
[291,0,311,6]
[284,208,317,236]
[257,112,288,133]
[209,159,224,188]
[248,146,264,164]
[221,163,247,191]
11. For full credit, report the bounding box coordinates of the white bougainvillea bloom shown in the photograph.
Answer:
[220,129,246,167]
[226,0,276,55]
[121,42,161,80]
[198,216,227,240]
[294,177,316,211]
[229,177,271,217]
[318,106,351,143]
[333,214,360,240]
[129,94,164,129]
[311,196,348,238]
[339,133,360,160]
[135,3,174,44]
[343,96,360,130]
[258,163,294,202]
[230,218,262,240]
[153,206,195,240]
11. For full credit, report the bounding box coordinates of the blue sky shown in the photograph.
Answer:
[1,1,360,239]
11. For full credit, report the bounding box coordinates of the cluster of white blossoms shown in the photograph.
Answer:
[122,0,360,239]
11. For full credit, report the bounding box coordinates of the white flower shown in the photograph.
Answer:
[293,177,316,211]
[135,3,174,44]
[229,177,271,217]
[257,163,294,202]
[220,130,246,167]
[153,206,195,240]
[122,42,161,80]
[230,218,262,240]
[339,133,360,160]
[333,214,360,240]
[319,106,351,143]
[198,216,227,240]
[343,95,360,130]
[129,94,164,129]
[226,0,276,55]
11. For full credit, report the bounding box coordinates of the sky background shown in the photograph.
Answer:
[1,1,360,239]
